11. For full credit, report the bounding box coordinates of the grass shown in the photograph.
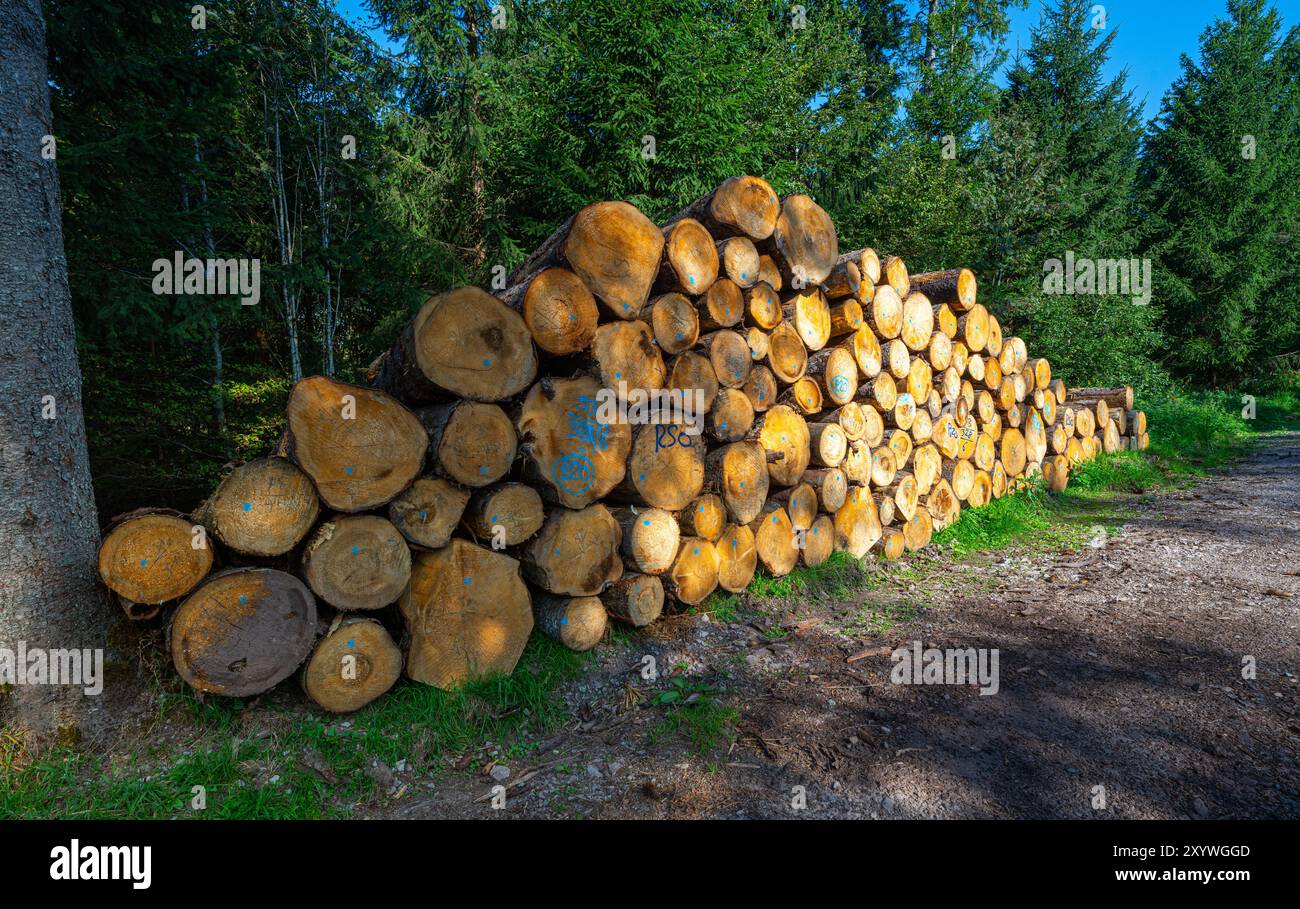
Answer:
[4,376,1297,818]
[0,635,593,819]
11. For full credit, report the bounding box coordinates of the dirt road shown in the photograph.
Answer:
[392,435,1300,819]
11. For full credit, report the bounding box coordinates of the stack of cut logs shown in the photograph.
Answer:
[95,175,1148,714]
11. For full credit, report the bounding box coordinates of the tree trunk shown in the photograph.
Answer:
[0,0,109,745]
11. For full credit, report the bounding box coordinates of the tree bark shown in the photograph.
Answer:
[0,0,108,746]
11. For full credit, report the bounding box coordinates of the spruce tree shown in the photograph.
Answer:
[1141,0,1300,384]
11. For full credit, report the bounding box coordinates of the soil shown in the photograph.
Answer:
[383,434,1300,819]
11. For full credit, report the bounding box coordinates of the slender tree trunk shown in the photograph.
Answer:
[466,12,487,270]
[0,0,108,747]
[193,138,229,448]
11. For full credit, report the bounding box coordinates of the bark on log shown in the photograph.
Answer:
[908,268,976,312]
[601,573,665,627]
[534,593,608,651]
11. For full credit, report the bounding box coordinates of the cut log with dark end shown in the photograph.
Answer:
[195,457,320,558]
[697,329,752,389]
[601,573,665,627]
[285,376,428,513]
[302,615,403,713]
[613,506,681,575]
[501,266,600,356]
[822,258,862,301]
[389,476,471,550]
[419,400,516,488]
[302,515,411,611]
[667,537,719,605]
[400,540,533,689]
[828,300,864,339]
[704,441,770,524]
[99,510,214,605]
[171,567,317,696]
[925,478,961,529]
[534,593,608,652]
[374,286,537,403]
[517,376,632,508]
[908,268,976,312]
[523,504,622,595]
[510,201,664,319]
[764,194,839,285]
[715,524,758,592]
[462,482,545,548]
[657,217,719,295]
[591,320,668,392]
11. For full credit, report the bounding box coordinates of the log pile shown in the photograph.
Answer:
[95,175,1151,713]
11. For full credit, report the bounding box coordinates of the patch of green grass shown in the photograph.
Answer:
[647,676,738,758]
[0,635,592,819]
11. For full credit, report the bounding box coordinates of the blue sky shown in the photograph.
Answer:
[336,0,1299,123]
[1006,0,1299,122]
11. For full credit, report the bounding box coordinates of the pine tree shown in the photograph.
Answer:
[1141,0,1300,384]
[980,0,1163,387]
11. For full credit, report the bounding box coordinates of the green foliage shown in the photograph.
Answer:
[1140,0,1300,384]
[648,676,738,758]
